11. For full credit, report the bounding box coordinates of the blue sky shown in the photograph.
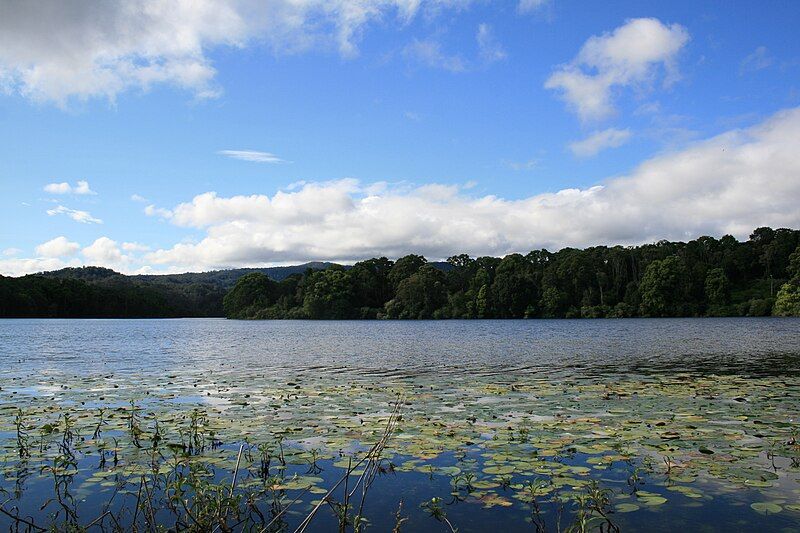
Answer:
[1,0,799,274]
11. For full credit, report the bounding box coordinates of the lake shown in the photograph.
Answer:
[1,318,799,531]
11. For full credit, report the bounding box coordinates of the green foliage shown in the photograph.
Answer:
[773,244,800,316]
[302,266,355,319]
[385,265,448,319]
[773,280,800,316]
[492,254,539,318]
[704,268,730,306]
[221,227,800,320]
[639,256,690,317]
[5,227,798,320]
[388,254,427,290]
[222,272,278,319]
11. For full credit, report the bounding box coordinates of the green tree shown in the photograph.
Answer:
[639,256,690,317]
[704,268,730,306]
[773,281,800,316]
[302,267,355,319]
[773,245,800,316]
[388,254,427,290]
[349,257,393,310]
[385,265,447,319]
[223,273,278,318]
[492,254,538,318]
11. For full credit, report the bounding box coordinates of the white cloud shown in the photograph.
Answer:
[218,150,285,163]
[43,182,71,194]
[43,179,96,195]
[0,1,470,105]
[569,128,631,157]
[46,205,103,224]
[0,257,80,276]
[0,237,150,276]
[83,237,127,265]
[476,24,506,64]
[122,242,151,252]
[74,180,95,194]
[740,46,774,74]
[35,236,80,257]
[403,38,467,72]
[6,108,800,276]
[138,108,800,270]
[545,18,689,121]
[2,248,22,257]
[131,194,148,202]
[517,0,549,13]
[144,204,174,219]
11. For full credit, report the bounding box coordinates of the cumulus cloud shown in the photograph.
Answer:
[545,18,689,121]
[0,237,148,276]
[46,205,102,224]
[5,108,800,276]
[83,237,128,265]
[0,1,469,105]
[43,180,96,195]
[569,128,631,157]
[0,257,80,277]
[43,182,71,194]
[218,150,285,163]
[137,108,800,271]
[122,242,151,252]
[35,236,80,257]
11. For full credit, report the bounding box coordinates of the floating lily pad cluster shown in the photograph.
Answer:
[0,364,799,530]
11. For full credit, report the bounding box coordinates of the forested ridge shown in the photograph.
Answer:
[0,263,336,318]
[2,227,800,319]
[224,227,800,319]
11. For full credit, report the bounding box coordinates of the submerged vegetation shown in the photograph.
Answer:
[1,364,799,531]
[225,227,800,319]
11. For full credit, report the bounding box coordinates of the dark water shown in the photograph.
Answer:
[1,318,799,532]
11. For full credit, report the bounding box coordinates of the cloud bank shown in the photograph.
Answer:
[141,108,800,270]
[0,0,470,105]
[4,107,800,276]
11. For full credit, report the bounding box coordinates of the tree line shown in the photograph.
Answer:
[0,266,224,318]
[2,227,799,319]
[224,227,800,319]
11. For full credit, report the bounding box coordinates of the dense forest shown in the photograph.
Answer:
[0,263,336,318]
[2,227,800,319]
[224,227,800,319]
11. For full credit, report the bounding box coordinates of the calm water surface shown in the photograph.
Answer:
[3,317,800,376]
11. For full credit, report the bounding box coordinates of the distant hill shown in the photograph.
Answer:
[0,260,453,318]
[132,262,341,289]
[25,262,340,317]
